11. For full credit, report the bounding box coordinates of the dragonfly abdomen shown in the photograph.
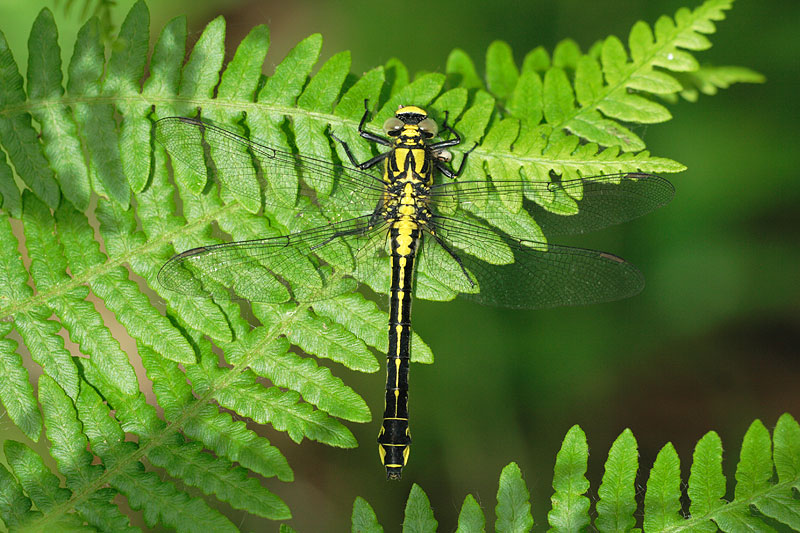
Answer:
[378,221,420,480]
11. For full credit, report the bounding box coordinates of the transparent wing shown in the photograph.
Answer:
[158,215,387,302]
[423,214,644,309]
[430,172,674,236]
[154,116,387,217]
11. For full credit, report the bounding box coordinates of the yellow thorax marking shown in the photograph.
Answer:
[392,146,426,177]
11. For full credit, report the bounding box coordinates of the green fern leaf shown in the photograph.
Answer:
[757,416,800,530]
[0,28,59,209]
[108,1,151,195]
[403,484,439,533]
[0,460,40,529]
[27,10,91,210]
[217,24,270,103]
[687,430,726,530]
[188,343,356,447]
[178,15,226,107]
[69,17,130,207]
[676,64,765,101]
[256,304,378,373]
[495,462,534,532]
[461,0,761,154]
[486,41,519,100]
[510,69,544,126]
[456,494,486,533]
[182,405,293,481]
[137,342,292,480]
[143,15,186,102]
[549,40,576,69]
[548,425,591,531]
[39,375,137,532]
[313,292,434,363]
[446,49,483,89]
[4,440,72,515]
[595,429,638,532]
[644,443,683,530]
[0,151,21,217]
[4,440,99,531]
[296,49,352,181]
[522,46,551,73]
[735,419,773,500]
[0,324,40,440]
[352,496,384,533]
[774,414,800,482]
[56,202,195,364]
[135,157,235,342]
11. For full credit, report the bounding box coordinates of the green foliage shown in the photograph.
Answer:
[354,415,800,532]
[0,0,762,530]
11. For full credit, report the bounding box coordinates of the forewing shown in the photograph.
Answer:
[158,215,386,302]
[425,215,644,309]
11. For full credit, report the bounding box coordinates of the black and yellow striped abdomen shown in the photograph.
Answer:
[378,221,420,479]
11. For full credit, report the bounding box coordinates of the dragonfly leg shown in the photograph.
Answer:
[330,130,390,170]
[452,142,477,178]
[430,111,462,149]
[431,111,476,179]
[357,99,393,147]
[330,100,392,170]
[434,141,477,179]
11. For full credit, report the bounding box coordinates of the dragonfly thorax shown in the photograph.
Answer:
[382,180,432,223]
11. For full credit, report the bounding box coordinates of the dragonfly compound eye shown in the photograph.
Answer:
[383,117,404,136]
[418,117,438,138]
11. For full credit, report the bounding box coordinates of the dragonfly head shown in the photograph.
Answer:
[384,105,438,138]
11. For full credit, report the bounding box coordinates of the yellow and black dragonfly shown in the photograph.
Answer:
[155,101,673,479]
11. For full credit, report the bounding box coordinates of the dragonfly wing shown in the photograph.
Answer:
[158,215,386,302]
[154,117,387,217]
[430,172,674,236]
[426,214,644,309]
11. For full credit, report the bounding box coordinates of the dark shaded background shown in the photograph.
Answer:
[2,0,798,530]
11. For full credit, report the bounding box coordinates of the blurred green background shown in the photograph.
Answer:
[1,0,798,530]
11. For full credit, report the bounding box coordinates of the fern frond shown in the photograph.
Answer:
[356,415,800,532]
[448,0,762,155]
[0,0,762,529]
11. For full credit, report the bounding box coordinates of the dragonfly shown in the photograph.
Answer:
[154,100,674,479]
